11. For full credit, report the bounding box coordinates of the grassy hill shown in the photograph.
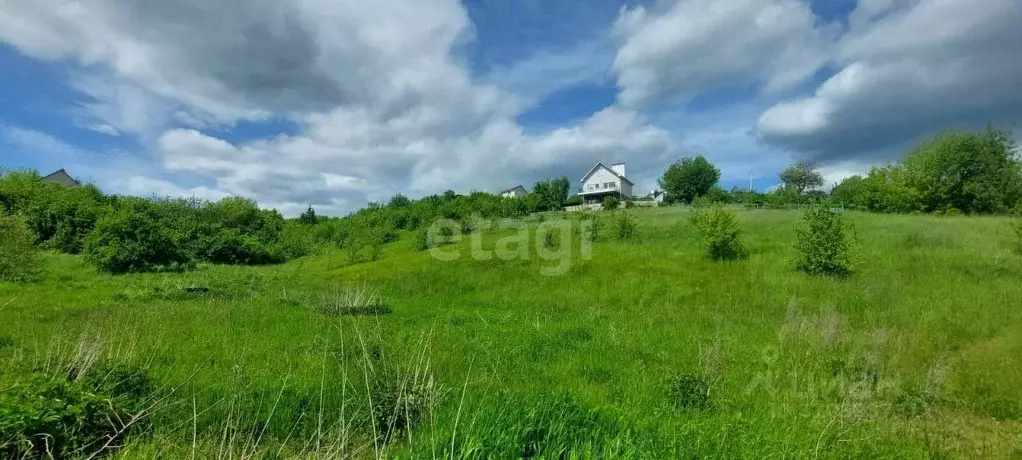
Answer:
[2,207,1021,458]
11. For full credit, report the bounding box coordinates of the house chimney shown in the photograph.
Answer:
[611,163,626,178]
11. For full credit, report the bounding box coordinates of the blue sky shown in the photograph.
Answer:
[1,0,1020,215]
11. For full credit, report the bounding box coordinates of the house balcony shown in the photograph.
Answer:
[578,184,618,195]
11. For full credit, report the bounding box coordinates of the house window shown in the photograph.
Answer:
[604,182,615,189]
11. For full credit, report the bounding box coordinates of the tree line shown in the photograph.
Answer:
[0,169,575,276]
[658,126,1022,214]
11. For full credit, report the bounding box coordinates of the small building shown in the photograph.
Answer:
[578,162,633,204]
[500,185,528,198]
[40,169,82,188]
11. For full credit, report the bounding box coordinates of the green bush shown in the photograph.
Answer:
[195,228,276,265]
[25,184,106,254]
[0,214,41,282]
[612,212,637,240]
[345,224,385,264]
[273,222,315,259]
[0,367,152,459]
[690,205,747,261]
[602,195,619,210]
[415,226,431,251]
[794,206,855,276]
[83,200,192,274]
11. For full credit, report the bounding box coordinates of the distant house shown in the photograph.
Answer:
[578,162,633,204]
[40,169,82,188]
[500,185,527,198]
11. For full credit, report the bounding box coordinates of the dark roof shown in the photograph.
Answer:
[501,185,526,194]
[579,162,633,185]
[40,169,82,188]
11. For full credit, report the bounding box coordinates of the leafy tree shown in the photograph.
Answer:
[830,175,866,208]
[299,205,318,225]
[388,193,411,209]
[704,186,732,204]
[902,127,1022,214]
[548,176,570,209]
[779,161,824,197]
[658,156,721,204]
[765,186,799,208]
[860,165,919,213]
[532,176,571,211]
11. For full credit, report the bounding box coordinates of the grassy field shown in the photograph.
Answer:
[2,207,1022,458]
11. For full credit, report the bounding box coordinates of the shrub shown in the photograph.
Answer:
[83,201,192,274]
[0,367,152,459]
[0,214,41,282]
[794,206,855,276]
[345,224,385,264]
[415,226,430,251]
[269,221,315,261]
[613,212,637,240]
[690,205,747,261]
[602,195,619,210]
[196,228,276,265]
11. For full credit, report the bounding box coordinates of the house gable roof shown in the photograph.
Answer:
[500,185,526,194]
[40,169,82,188]
[579,162,633,185]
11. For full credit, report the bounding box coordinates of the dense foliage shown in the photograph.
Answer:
[0,169,577,274]
[659,156,721,204]
[83,198,194,273]
[832,127,1022,214]
[0,214,40,282]
[532,177,571,211]
[0,366,152,459]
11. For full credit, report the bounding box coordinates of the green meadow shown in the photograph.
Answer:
[3,207,1022,458]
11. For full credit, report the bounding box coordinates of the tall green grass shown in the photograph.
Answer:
[2,208,1021,458]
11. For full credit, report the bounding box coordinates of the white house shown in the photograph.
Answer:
[578,162,633,204]
[500,185,528,198]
